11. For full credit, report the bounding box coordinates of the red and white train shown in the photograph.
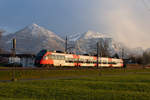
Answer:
[35,49,123,68]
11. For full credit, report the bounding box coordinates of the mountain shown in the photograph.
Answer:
[67,30,113,55]
[68,32,82,42]
[67,30,144,57]
[1,25,144,56]
[2,24,65,53]
[68,30,111,41]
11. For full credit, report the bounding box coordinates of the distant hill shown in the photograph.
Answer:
[2,24,65,54]
[67,30,115,55]
[1,24,144,57]
[67,30,144,57]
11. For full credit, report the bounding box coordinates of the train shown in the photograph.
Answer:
[34,49,124,68]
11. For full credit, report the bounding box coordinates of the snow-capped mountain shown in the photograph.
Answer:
[2,24,65,53]
[67,30,113,55]
[68,30,111,41]
[68,32,82,41]
[0,31,10,36]
[67,31,144,57]
[1,24,144,57]
[79,30,111,40]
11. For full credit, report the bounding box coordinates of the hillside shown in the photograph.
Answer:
[2,24,65,53]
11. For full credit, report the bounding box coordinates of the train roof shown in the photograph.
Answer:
[39,49,122,60]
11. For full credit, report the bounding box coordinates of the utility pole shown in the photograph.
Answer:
[97,42,102,76]
[122,48,124,59]
[12,38,17,81]
[65,36,68,53]
[97,42,99,68]
[0,30,5,53]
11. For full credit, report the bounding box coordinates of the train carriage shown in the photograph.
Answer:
[77,55,96,67]
[35,49,123,68]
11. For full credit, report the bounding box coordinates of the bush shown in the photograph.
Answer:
[142,51,150,65]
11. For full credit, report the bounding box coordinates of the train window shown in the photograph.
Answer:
[83,59,85,63]
[88,59,92,63]
[53,55,65,60]
[108,62,114,64]
[53,55,57,59]
[49,55,52,59]
[103,61,107,64]
[52,55,54,59]
[50,55,55,59]
[110,62,117,64]
[65,58,74,63]
[56,55,59,60]
[59,55,63,60]
[50,55,52,59]
[48,54,52,59]
[80,61,84,63]
[92,60,94,63]
[99,61,102,64]
[47,55,50,59]
[61,56,65,60]
[57,55,61,60]
[93,60,97,63]
[74,58,78,63]
[88,60,91,63]
[57,55,60,60]
[78,58,83,63]
[65,59,69,63]
[86,59,89,63]
[72,58,74,62]
[79,58,82,61]
[56,55,59,59]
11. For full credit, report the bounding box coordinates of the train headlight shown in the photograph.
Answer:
[44,56,48,60]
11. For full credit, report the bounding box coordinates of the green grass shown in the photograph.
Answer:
[0,68,150,81]
[0,69,100,80]
[0,68,150,100]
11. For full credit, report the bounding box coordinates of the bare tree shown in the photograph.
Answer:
[87,38,111,57]
[142,51,150,65]
[129,50,150,65]
[98,38,110,57]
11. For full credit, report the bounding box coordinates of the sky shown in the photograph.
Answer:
[0,0,150,49]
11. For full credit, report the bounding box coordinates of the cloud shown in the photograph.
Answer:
[0,0,149,49]
[103,0,150,49]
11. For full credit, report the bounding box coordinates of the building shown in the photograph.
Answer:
[0,54,36,67]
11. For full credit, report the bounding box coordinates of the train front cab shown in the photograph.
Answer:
[34,50,47,67]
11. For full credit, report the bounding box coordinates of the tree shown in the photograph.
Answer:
[130,50,150,65]
[98,38,110,57]
[87,38,111,57]
[113,53,119,58]
[142,51,150,65]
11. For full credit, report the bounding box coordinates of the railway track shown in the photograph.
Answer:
[0,64,146,71]
[0,66,101,71]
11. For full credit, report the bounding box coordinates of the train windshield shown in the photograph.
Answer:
[35,50,47,60]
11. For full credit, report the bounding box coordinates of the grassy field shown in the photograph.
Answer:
[0,67,150,100]
[0,67,149,81]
